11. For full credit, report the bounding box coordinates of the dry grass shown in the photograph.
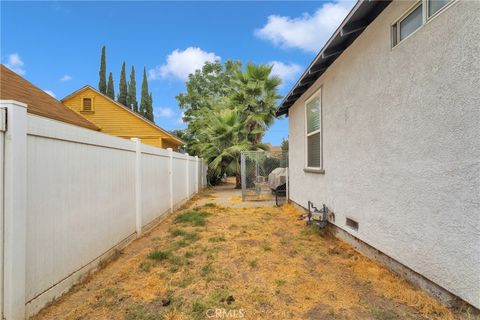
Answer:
[228,196,242,203]
[34,191,465,320]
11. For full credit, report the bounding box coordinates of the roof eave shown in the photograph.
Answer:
[275,0,392,116]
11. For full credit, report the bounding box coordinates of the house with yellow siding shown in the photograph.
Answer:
[62,85,184,150]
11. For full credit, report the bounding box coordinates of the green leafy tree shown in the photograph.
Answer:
[281,138,288,151]
[176,60,241,137]
[140,67,149,118]
[171,129,194,154]
[178,61,281,186]
[106,72,115,99]
[127,65,138,112]
[118,62,128,106]
[98,46,107,94]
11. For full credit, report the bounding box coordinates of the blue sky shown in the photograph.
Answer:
[1,1,354,145]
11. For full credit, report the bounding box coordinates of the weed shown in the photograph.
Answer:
[327,246,341,255]
[371,307,399,320]
[148,250,172,261]
[174,239,189,249]
[191,300,207,320]
[208,236,226,243]
[184,251,195,258]
[248,259,258,268]
[168,255,184,266]
[139,261,153,272]
[207,252,215,261]
[170,228,187,237]
[275,279,286,286]
[202,202,217,208]
[184,232,199,241]
[301,225,326,237]
[262,243,272,251]
[175,210,210,226]
[175,275,194,288]
[125,304,157,320]
[200,263,214,276]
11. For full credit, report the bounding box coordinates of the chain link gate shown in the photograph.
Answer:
[240,150,288,203]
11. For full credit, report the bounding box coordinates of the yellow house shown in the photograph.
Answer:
[62,85,184,150]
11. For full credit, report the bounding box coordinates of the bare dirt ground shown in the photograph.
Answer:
[34,182,473,320]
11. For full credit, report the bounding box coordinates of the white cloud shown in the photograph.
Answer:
[60,75,72,82]
[155,107,175,118]
[5,53,26,75]
[149,47,220,81]
[255,1,355,53]
[269,61,302,84]
[43,90,56,98]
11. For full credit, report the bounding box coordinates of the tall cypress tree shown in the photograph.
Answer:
[127,65,138,112]
[140,67,149,118]
[118,62,128,106]
[147,92,154,122]
[98,46,107,94]
[106,72,115,99]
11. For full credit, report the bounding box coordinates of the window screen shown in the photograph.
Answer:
[399,4,423,41]
[307,132,321,167]
[306,96,321,133]
[428,0,449,17]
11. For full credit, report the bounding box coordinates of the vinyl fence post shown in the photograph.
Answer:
[167,148,174,213]
[185,153,189,199]
[131,138,142,236]
[195,156,199,193]
[1,101,27,320]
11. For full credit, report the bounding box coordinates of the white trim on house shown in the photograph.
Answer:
[304,88,323,171]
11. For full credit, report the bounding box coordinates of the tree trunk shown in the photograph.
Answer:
[235,172,241,189]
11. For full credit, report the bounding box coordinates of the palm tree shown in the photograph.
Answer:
[196,108,267,188]
[179,62,282,186]
[231,64,282,145]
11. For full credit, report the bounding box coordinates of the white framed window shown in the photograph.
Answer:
[392,0,453,47]
[304,88,322,170]
[427,0,451,18]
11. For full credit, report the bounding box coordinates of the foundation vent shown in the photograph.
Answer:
[346,218,359,231]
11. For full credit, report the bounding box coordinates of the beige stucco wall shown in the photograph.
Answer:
[287,0,479,308]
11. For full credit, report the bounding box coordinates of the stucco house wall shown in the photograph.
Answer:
[287,0,479,308]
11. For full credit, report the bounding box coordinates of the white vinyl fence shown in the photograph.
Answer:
[0,101,207,319]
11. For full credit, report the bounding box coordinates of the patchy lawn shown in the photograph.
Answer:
[34,189,463,320]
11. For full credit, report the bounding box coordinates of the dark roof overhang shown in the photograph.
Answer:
[275,0,392,117]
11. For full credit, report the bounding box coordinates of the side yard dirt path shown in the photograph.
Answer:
[34,186,464,320]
